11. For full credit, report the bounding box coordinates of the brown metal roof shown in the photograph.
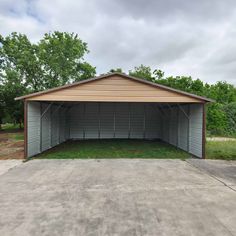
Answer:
[15,72,213,102]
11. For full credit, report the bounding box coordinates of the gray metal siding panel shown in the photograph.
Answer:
[41,103,51,151]
[59,107,66,143]
[114,103,129,138]
[51,105,60,147]
[27,102,40,157]
[84,103,99,139]
[145,105,161,139]
[100,103,114,138]
[178,105,188,151]
[69,102,161,140]
[130,104,144,138]
[189,104,203,158]
[70,104,84,139]
[169,107,178,146]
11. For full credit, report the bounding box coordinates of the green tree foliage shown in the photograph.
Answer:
[129,64,155,82]
[109,68,123,73]
[206,103,227,135]
[38,32,96,88]
[223,102,236,135]
[0,31,96,126]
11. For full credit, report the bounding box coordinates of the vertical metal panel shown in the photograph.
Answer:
[100,103,114,139]
[68,102,161,140]
[41,103,51,151]
[178,104,188,151]
[189,104,203,158]
[84,103,99,139]
[69,103,84,139]
[51,105,60,146]
[130,103,144,138]
[115,103,129,138]
[27,102,41,157]
[169,106,178,146]
[59,106,66,143]
[145,104,161,139]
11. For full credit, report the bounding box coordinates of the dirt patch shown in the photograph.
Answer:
[0,131,24,159]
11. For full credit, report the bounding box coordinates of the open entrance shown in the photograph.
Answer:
[27,101,204,158]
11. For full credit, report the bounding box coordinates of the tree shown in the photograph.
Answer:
[0,31,96,127]
[109,68,123,73]
[129,65,156,82]
[207,103,227,135]
[208,81,236,104]
[38,31,96,88]
[223,102,236,135]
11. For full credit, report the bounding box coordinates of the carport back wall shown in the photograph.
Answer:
[68,102,162,140]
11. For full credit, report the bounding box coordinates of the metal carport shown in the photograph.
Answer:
[15,73,212,158]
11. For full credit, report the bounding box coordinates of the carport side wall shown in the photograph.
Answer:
[27,102,69,157]
[160,103,203,158]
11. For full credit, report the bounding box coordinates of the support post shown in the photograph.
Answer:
[177,108,179,148]
[24,100,28,158]
[202,103,206,159]
[187,104,190,152]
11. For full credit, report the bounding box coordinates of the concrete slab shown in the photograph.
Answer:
[0,160,23,176]
[187,159,236,187]
[0,159,235,236]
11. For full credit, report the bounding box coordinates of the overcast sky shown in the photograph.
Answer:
[1,0,236,84]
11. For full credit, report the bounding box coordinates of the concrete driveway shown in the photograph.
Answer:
[0,159,235,236]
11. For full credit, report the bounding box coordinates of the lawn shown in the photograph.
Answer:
[37,140,190,159]
[206,140,236,160]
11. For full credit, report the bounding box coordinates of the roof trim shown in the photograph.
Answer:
[15,72,214,102]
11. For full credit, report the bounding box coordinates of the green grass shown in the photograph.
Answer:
[37,140,189,159]
[9,133,24,141]
[206,140,236,160]
[1,123,23,131]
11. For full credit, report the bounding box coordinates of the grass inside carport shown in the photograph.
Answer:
[37,140,189,159]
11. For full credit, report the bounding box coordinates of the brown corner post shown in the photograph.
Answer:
[24,100,28,158]
[202,103,206,159]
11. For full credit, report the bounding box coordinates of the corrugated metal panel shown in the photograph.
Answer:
[69,104,84,139]
[100,103,114,138]
[69,102,161,140]
[59,107,66,143]
[27,102,41,157]
[189,104,203,157]
[84,103,99,139]
[41,103,51,151]
[114,103,129,138]
[178,105,188,151]
[169,107,178,146]
[145,104,161,139]
[51,105,60,147]
[130,103,144,138]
